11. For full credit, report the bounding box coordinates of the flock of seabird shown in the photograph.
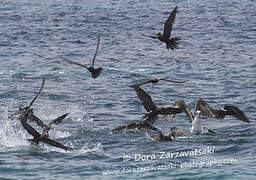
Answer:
[113,82,249,142]
[10,79,74,151]
[9,6,250,151]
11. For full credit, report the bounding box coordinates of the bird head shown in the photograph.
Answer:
[156,32,162,37]
[195,110,201,117]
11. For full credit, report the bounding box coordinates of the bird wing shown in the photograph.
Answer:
[194,99,215,118]
[130,78,187,87]
[19,113,74,151]
[163,6,178,39]
[194,100,250,123]
[9,79,44,118]
[129,79,156,87]
[19,114,41,138]
[112,125,127,132]
[224,106,250,123]
[59,56,89,69]
[28,114,47,128]
[28,79,45,109]
[143,113,158,124]
[141,33,158,39]
[48,113,69,126]
[91,34,101,67]
[159,78,188,84]
[41,137,74,151]
[141,123,160,131]
[156,107,183,115]
[133,86,157,112]
[42,113,69,135]
[171,100,194,122]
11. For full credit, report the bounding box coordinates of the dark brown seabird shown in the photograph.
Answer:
[141,6,180,50]
[154,131,173,142]
[19,110,74,151]
[12,79,74,151]
[132,86,182,124]
[129,78,188,87]
[112,86,182,133]
[154,120,216,142]
[59,34,102,79]
[20,108,69,139]
[169,127,216,138]
[112,122,160,133]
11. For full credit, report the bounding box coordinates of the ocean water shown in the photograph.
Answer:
[0,0,255,179]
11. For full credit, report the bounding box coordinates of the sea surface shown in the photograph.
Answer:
[0,0,255,179]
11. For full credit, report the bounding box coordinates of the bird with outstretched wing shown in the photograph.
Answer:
[59,34,102,79]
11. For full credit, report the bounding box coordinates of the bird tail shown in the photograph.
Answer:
[167,37,181,50]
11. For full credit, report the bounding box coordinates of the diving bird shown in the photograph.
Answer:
[19,111,74,151]
[132,86,182,124]
[141,6,180,50]
[59,34,102,79]
[19,107,69,137]
[10,79,69,133]
[11,79,73,151]
[129,78,187,87]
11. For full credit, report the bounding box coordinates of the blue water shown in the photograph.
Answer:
[0,0,255,179]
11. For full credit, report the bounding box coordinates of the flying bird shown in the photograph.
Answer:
[141,6,180,50]
[129,78,187,87]
[59,34,102,79]
[132,86,182,124]
[112,86,182,132]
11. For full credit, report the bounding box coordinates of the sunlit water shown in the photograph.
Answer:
[0,0,255,179]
